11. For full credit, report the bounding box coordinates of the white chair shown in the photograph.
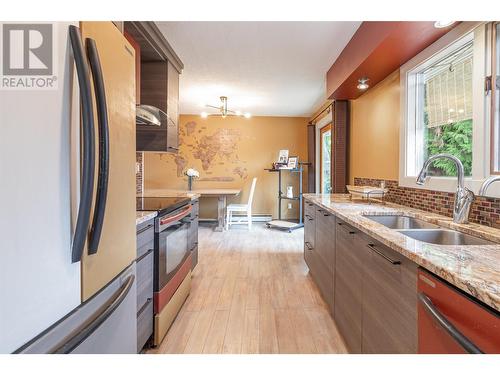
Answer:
[225,177,257,230]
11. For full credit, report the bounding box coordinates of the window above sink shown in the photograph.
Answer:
[399,22,500,197]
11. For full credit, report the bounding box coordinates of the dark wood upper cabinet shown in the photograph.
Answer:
[124,21,183,153]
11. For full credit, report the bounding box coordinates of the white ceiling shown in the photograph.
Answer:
[156,22,361,117]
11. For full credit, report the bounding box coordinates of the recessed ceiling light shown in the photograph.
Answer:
[357,77,369,90]
[201,112,208,118]
[434,21,455,28]
[244,113,252,119]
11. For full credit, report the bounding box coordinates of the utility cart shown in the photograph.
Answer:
[265,162,308,232]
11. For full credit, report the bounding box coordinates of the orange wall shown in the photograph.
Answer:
[349,69,400,183]
[144,115,309,219]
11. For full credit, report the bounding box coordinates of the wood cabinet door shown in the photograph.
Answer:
[361,237,418,353]
[315,207,335,272]
[304,200,316,259]
[334,219,365,353]
[166,61,179,152]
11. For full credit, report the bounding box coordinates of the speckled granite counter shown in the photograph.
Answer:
[303,193,500,311]
[139,189,201,201]
[136,211,157,226]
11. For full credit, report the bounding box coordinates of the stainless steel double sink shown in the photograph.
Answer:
[363,215,495,246]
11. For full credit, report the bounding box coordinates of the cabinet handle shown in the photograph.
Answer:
[338,222,356,234]
[367,244,401,265]
[137,223,154,235]
[305,214,313,221]
[305,242,313,251]
[323,213,330,217]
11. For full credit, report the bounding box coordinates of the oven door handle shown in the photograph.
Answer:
[160,205,193,226]
[418,292,483,354]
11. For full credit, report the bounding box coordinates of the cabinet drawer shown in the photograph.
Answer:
[136,250,154,311]
[361,238,417,353]
[334,218,364,353]
[304,201,316,250]
[304,199,316,217]
[188,216,199,251]
[315,207,335,272]
[137,221,154,258]
[137,299,153,353]
[191,199,199,215]
[191,244,198,270]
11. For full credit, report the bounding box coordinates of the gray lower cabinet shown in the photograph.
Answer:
[304,201,418,354]
[135,217,155,353]
[334,219,365,353]
[304,200,335,313]
[304,200,316,251]
[361,235,417,353]
[188,199,199,270]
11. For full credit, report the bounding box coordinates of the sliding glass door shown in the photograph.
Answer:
[320,124,332,193]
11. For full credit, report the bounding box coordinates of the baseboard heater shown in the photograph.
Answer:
[199,214,273,223]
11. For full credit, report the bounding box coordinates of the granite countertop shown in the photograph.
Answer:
[136,211,157,226]
[303,193,500,312]
[139,189,201,201]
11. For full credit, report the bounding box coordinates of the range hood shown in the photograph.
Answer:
[136,104,166,126]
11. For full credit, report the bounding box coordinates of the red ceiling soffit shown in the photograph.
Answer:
[326,21,457,100]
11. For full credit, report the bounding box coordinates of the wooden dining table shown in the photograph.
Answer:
[193,189,241,231]
[141,188,241,231]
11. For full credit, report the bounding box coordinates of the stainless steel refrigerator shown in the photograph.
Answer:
[0,21,138,353]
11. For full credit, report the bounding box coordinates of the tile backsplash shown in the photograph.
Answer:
[136,152,143,195]
[354,177,500,228]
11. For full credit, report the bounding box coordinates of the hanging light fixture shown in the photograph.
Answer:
[200,96,251,118]
[357,77,370,90]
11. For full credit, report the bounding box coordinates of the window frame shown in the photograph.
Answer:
[320,123,332,193]
[399,21,494,195]
[490,22,500,175]
[314,111,333,193]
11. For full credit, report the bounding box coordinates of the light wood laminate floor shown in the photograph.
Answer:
[148,223,347,354]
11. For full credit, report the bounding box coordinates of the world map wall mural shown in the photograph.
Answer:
[174,120,249,181]
[144,115,308,219]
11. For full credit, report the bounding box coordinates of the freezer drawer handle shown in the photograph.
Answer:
[160,205,193,226]
[367,244,401,265]
[86,37,110,255]
[417,292,483,354]
[69,25,95,263]
[53,274,135,354]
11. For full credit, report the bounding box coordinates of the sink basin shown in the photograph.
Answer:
[364,215,440,230]
[398,229,495,246]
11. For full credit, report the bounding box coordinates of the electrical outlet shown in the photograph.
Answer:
[287,203,292,209]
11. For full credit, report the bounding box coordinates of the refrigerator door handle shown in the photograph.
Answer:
[85,37,110,255]
[418,292,484,354]
[69,25,95,263]
[52,274,135,354]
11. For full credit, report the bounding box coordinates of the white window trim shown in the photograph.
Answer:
[315,112,333,193]
[398,21,498,196]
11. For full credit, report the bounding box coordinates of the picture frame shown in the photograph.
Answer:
[277,149,289,164]
[284,156,298,169]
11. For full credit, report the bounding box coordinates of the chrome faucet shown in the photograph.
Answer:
[416,153,474,224]
[478,175,500,196]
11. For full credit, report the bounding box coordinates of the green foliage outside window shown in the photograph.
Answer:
[425,119,473,176]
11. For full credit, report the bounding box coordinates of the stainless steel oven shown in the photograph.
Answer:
[153,203,192,314]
